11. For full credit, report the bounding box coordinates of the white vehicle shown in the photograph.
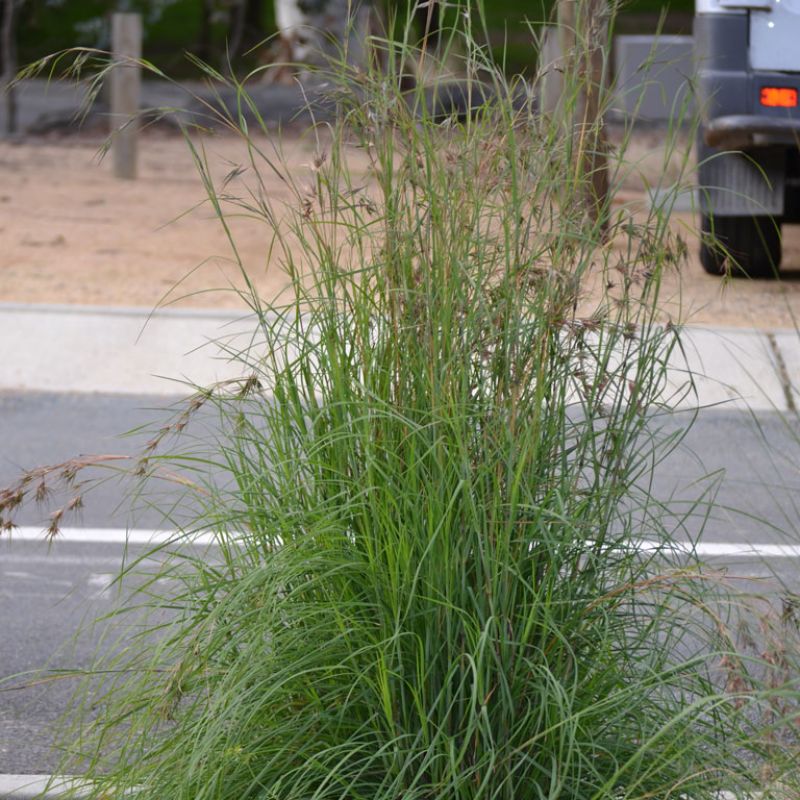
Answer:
[695,0,800,276]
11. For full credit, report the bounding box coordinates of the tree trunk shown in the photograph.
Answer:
[198,0,214,62]
[1,0,17,136]
[558,0,609,234]
[415,0,440,51]
[244,0,266,48]
[228,0,247,59]
[582,0,609,235]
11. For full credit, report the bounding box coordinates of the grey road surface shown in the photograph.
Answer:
[0,539,163,774]
[0,389,239,532]
[2,390,800,773]
[3,389,799,542]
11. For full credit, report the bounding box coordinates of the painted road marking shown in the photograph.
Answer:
[4,527,800,559]
[4,527,218,546]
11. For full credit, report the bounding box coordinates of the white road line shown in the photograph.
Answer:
[630,538,800,558]
[5,527,219,546]
[687,542,800,558]
[4,527,800,559]
[0,553,132,565]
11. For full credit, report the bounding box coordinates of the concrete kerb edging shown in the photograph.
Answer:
[0,302,247,323]
[1,301,799,410]
[0,774,139,799]
[0,776,774,800]
[0,302,284,397]
[667,324,789,412]
[0,774,92,799]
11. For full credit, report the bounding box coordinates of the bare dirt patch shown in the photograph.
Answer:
[0,130,344,310]
[1,128,800,329]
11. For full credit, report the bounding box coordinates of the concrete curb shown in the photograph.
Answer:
[0,304,261,396]
[0,775,768,800]
[0,775,92,799]
[0,301,246,322]
[1,303,798,410]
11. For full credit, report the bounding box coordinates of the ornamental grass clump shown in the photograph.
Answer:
[19,6,800,800]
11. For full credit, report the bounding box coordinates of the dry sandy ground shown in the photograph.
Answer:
[0,131,331,310]
[2,128,800,329]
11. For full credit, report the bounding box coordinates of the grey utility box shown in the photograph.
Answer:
[613,35,695,122]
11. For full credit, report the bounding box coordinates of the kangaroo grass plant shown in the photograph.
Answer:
[5,4,800,799]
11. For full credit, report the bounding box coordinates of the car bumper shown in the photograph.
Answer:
[704,115,800,148]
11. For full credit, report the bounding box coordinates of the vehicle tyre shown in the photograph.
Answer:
[700,214,781,278]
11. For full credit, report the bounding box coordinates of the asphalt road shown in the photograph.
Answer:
[2,390,800,773]
[0,539,166,774]
[3,389,799,542]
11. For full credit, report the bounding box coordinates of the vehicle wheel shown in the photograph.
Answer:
[700,214,781,278]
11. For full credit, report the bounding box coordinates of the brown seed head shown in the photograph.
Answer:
[47,509,64,539]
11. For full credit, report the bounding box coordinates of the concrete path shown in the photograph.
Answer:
[0,302,252,396]
[0,773,91,799]
[0,301,797,411]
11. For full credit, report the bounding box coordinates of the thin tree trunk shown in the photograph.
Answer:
[1,0,17,136]
[416,0,439,51]
[198,0,214,62]
[582,0,609,234]
[244,0,265,48]
[228,0,247,59]
[558,0,609,234]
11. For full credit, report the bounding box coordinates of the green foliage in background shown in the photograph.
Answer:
[14,0,694,78]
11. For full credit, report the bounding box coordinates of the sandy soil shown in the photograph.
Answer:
[2,128,800,329]
[0,130,330,310]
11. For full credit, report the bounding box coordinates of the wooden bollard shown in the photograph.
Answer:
[110,13,142,180]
